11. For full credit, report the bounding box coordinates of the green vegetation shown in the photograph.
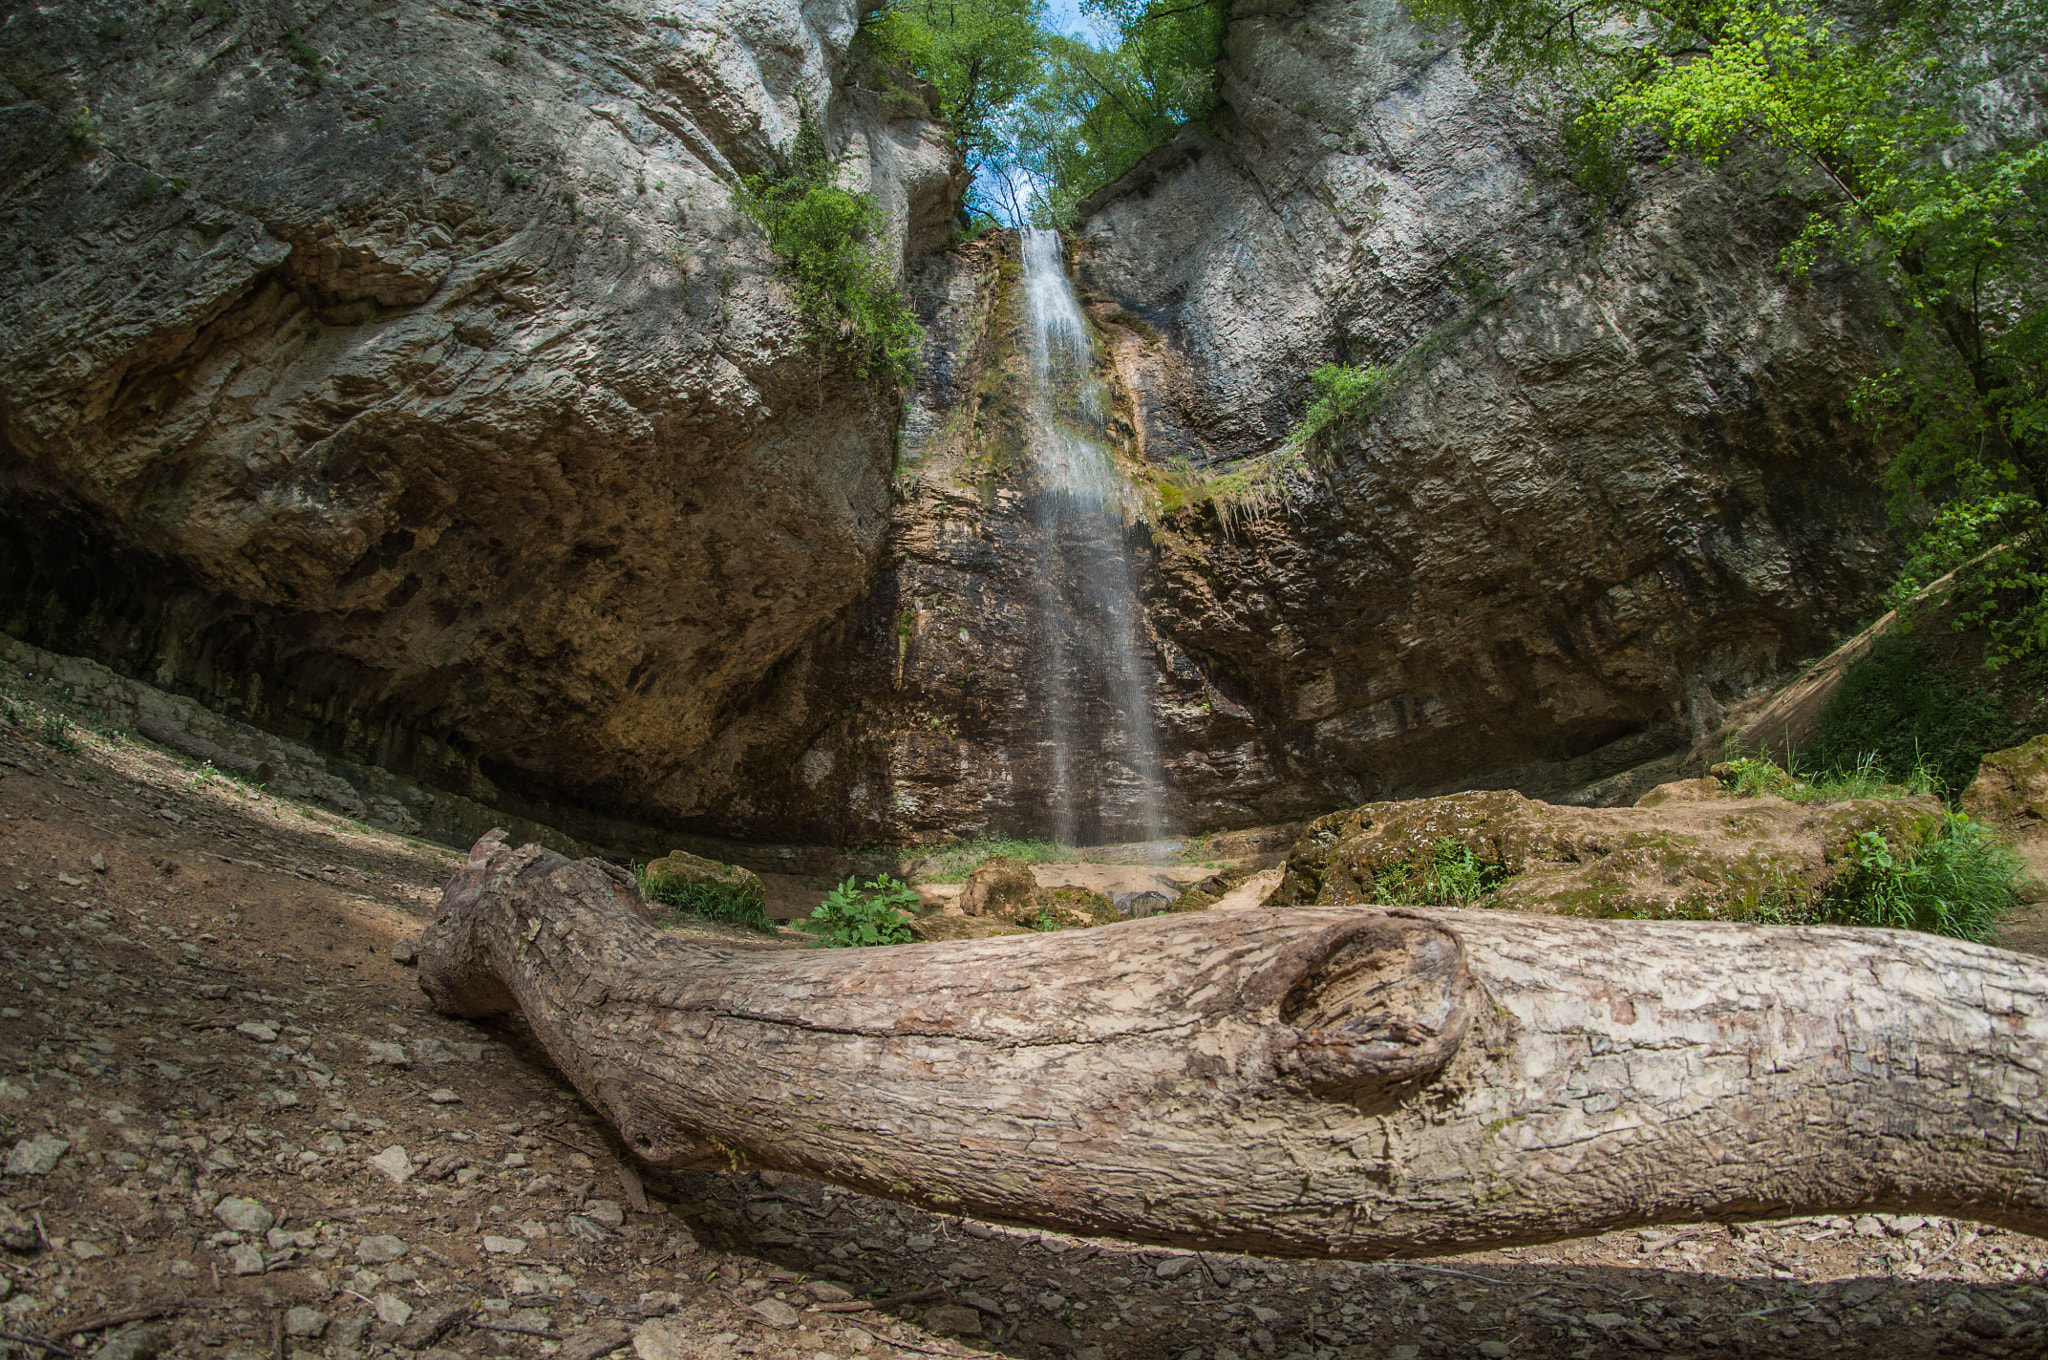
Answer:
[635,863,773,932]
[1411,0,2048,668]
[735,118,923,383]
[1286,364,1396,455]
[1373,836,1511,906]
[1715,751,1941,803]
[284,30,322,77]
[40,712,78,754]
[1827,815,2023,940]
[1807,636,2025,798]
[804,874,921,947]
[863,0,1227,226]
[912,835,1073,883]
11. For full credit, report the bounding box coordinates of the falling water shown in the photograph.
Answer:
[1019,227,1166,844]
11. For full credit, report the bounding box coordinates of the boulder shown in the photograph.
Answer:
[1275,786,1943,921]
[641,852,763,904]
[1962,735,2048,830]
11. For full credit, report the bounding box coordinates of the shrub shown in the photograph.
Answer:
[635,863,771,932]
[1807,634,2018,798]
[40,712,77,753]
[805,875,920,947]
[1285,363,1394,453]
[1374,836,1509,906]
[735,119,922,384]
[1820,814,2021,941]
[284,30,322,76]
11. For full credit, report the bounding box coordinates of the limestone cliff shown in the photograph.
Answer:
[706,0,1900,844]
[0,0,960,829]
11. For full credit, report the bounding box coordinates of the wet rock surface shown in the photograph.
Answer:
[1,671,2044,1360]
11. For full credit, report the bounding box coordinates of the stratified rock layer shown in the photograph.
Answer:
[0,0,959,829]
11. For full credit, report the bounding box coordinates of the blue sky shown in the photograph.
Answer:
[1044,0,1115,45]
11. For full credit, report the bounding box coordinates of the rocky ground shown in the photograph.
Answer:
[2,671,2046,1360]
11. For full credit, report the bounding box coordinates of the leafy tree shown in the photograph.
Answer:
[1013,0,1229,224]
[1412,0,2048,662]
[861,0,1049,222]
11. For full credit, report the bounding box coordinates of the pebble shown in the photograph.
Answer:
[633,1318,692,1359]
[375,1292,413,1326]
[356,1234,407,1263]
[235,1021,278,1043]
[583,1199,624,1229]
[368,1144,415,1184]
[5,1134,70,1176]
[1154,1256,1197,1279]
[213,1197,275,1233]
[482,1235,526,1254]
[284,1307,328,1339]
[425,1088,461,1104]
[227,1243,265,1275]
[364,1041,410,1066]
[749,1298,800,1329]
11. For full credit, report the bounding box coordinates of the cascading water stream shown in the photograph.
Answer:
[1019,227,1167,845]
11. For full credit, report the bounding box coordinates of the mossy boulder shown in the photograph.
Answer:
[1275,786,1942,923]
[1961,734,2048,830]
[954,858,1115,930]
[643,850,764,904]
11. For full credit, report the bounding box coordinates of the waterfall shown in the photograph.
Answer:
[1019,227,1167,845]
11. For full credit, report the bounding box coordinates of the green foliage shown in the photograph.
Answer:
[489,44,516,65]
[914,836,1073,883]
[1823,815,2021,940]
[1011,0,1228,225]
[65,107,99,155]
[736,120,923,384]
[1285,363,1395,453]
[805,874,921,947]
[1374,837,1510,906]
[635,863,773,932]
[40,712,77,753]
[1807,635,2021,797]
[1718,750,1940,802]
[1412,0,2048,667]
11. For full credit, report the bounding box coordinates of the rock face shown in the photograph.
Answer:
[686,0,1900,844]
[0,0,961,833]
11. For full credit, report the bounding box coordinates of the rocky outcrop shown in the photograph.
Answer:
[0,0,961,836]
[680,0,1901,844]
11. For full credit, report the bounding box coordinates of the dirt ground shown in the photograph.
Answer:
[2,675,2046,1360]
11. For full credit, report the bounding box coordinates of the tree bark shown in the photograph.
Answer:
[418,831,2048,1259]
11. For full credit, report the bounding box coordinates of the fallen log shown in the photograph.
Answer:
[418,830,2048,1259]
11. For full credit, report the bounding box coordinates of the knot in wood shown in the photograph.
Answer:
[1276,914,1472,1104]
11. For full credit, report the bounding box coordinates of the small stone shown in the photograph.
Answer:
[284,1306,328,1338]
[89,1325,165,1360]
[425,1088,461,1104]
[750,1298,800,1329]
[481,1235,526,1254]
[364,1041,411,1067]
[1154,1255,1197,1278]
[1889,1215,1928,1236]
[90,854,107,874]
[235,1021,278,1043]
[0,1205,39,1250]
[226,1242,265,1275]
[355,1234,407,1263]
[582,1199,624,1229]
[391,940,418,966]
[368,1145,415,1184]
[1477,1343,1512,1359]
[922,1305,980,1337]
[633,1318,691,1360]
[375,1292,413,1326]
[213,1196,275,1233]
[808,1281,853,1303]
[1583,1312,1627,1330]
[5,1134,70,1176]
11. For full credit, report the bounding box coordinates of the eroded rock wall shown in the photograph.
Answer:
[0,0,961,830]
[707,0,1901,844]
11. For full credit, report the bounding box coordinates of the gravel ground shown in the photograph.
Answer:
[0,666,2044,1360]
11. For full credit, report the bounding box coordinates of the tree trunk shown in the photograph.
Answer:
[418,831,2048,1259]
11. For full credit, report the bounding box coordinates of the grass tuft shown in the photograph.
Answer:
[633,863,772,932]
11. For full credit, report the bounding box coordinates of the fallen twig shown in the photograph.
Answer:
[0,1327,66,1357]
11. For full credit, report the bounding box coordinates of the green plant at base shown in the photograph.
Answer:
[1807,635,2020,799]
[735,119,921,384]
[915,836,1073,884]
[1029,909,1062,932]
[635,864,772,932]
[1374,837,1510,906]
[805,874,921,947]
[1719,750,1941,803]
[1821,814,2021,941]
[40,712,77,753]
